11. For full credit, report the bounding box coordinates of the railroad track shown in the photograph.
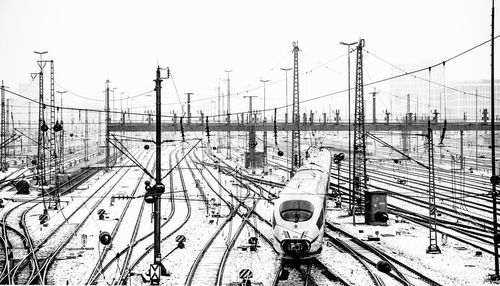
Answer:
[326,222,444,286]
[88,145,193,284]
[12,148,147,284]
[202,150,352,286]
[84,148,155,285]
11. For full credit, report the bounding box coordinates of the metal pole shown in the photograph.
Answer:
[0,82,5,172]
[340,41,357,212]
[57,91,67,173]
[476,89,478,170]
[152,66,168,281]
[225,70,232,160]
[105,80,110,169]
[260,79,269,174]
[491,0,499,279]
[155,67,162,265]
[186,92,192,124]
[28,101,31,154]
[217,80,221,153]
[281,67,291,181]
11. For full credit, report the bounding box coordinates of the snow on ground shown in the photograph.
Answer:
[328,207,498,285]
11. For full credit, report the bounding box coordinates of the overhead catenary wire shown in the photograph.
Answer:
[4,34,500,125]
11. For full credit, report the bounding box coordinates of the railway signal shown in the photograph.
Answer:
[99,231,112,245]
[376,260,391,273]
[176,235,186,249]
[333,153,345,198]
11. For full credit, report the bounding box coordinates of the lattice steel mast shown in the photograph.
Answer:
[353,39,367,212]
[49,61,56,189]
[35,53,49,214]
[426,121,441,254]
[0,82,6,171]
[291,41,301,177]
[105,80,110,169]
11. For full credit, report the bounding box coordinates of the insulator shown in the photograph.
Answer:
[53,121,63,132]
[41,121,49,132]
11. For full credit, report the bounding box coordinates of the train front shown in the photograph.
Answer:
[272,148,331,259]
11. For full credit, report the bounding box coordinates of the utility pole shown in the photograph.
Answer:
[147,66,170,283]
[217,80,222,153]
[353,39,367,214]
[370,89,378,124]
[57,90,67,173]
[281,67,292,181]
[0,81,6,172]
[476,89,478,170]
[35,50,48,215]
[426,120,441,254]
[490,0,500,280]
[105,80,110,169]
[260,79,269,174]
[225,70,232,159]
[85,109,88,162]
[340,40,358,212]
[112,88,116,123]
[244,95,257,174]
[28,101,31,154]
[186,92,193,124]
[47,60,56,187]
[291,41,301,177]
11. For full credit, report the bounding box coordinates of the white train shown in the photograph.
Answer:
[272,147,332,258]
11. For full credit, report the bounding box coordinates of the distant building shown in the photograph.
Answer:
[388,62,500,122]
[445,80,500,122]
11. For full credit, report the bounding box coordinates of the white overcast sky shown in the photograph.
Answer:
[0,0,496,117]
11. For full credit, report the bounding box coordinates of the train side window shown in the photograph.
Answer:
[279,200,314,223]
[316,206,324,229]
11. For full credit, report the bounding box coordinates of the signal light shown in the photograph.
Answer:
[376,260,391,273]
[144,193,157,204]
[374,211,389,222]
[31,159,37,165]
[333,153,345,165]
[144,144,150,150]
[491,175,500,186]
[155,183,165,194]
[277,150,284,157]
[99,231,112,245]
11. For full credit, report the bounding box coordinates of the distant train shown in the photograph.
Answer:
[272,147,332,258]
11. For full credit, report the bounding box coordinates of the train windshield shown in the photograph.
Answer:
[279,200,314,223]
